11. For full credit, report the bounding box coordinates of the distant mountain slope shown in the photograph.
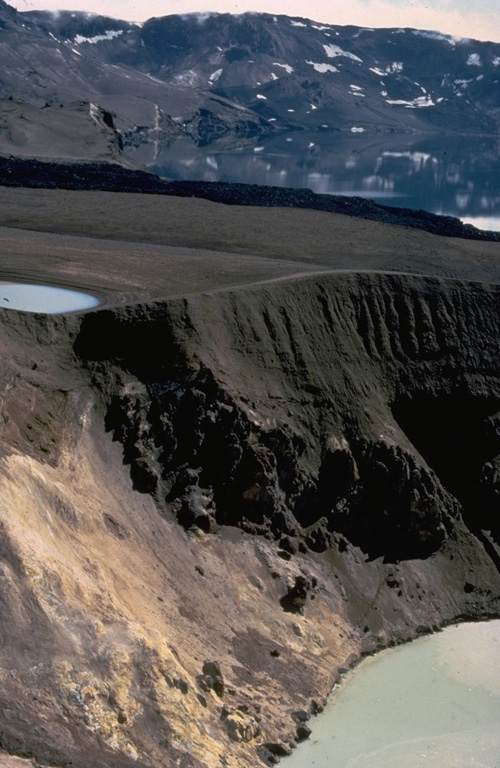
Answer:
[0,2,273,163]
[1,1,500,164]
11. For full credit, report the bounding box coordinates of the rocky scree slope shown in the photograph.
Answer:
[1,267,500,768]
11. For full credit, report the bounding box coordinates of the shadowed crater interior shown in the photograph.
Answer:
[392,391,500,542]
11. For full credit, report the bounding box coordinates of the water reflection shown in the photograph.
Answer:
[461,216,500,232]
[150,133,500,228]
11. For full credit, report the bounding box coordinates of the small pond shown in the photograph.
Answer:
[284,620,500,767]
[0,282,99,314]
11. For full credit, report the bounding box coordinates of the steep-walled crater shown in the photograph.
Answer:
[1,269,500,768]
[76,272,500,572]
[0,305,356,768]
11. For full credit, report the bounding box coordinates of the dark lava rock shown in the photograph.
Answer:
[0,155,169,194]
[1,155,499,242]
[280,575,314,613]
[197,660,225,698]
[296,723,312,742]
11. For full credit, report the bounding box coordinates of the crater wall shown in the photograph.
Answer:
[1,270,500,768]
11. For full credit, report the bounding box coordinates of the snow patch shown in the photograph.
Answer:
[145,72,167,85]
[324,44,362,62]
[352,28,375,37]
[273,62,294,74]
[349,84,363,91]
[209,68,223,82]
[256,93,267,99]
[173,70,200,86]
[453,78,473,92]
[306,61,338,73]
[254,146,264,152]
[386,61,403,73]
[89,103,101,123]
[180,12,216,24]
[270,73,278,81]
[411,30,458,45]
[493,57,500,66]
[290,20,307,27]
[386,95,434,108]
[311,24,333,31]
[74,29,123,45]
[467,53,481,66]
[351,126,365,133]
[369,67,385,76]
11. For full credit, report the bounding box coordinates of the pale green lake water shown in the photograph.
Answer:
[285,621,500,768]
[0,282,99,314]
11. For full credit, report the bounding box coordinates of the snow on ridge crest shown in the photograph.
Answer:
[411,30,460,46]
[180,12,219,24]
[75,29,124,45]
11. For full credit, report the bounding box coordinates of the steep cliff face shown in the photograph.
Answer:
[77,272,500,565]
[1,257,500,768]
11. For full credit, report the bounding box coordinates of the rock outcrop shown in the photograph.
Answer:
[76,272,500,568]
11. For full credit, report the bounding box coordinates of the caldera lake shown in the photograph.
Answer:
[284,620,500,768]
[149,133,500,232]
[0,282,99,314]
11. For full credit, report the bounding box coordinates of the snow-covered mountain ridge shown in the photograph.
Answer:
[1,1,499,163]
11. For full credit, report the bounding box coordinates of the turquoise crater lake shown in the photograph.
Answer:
[0,282,99,314]
[285,620,500,768]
